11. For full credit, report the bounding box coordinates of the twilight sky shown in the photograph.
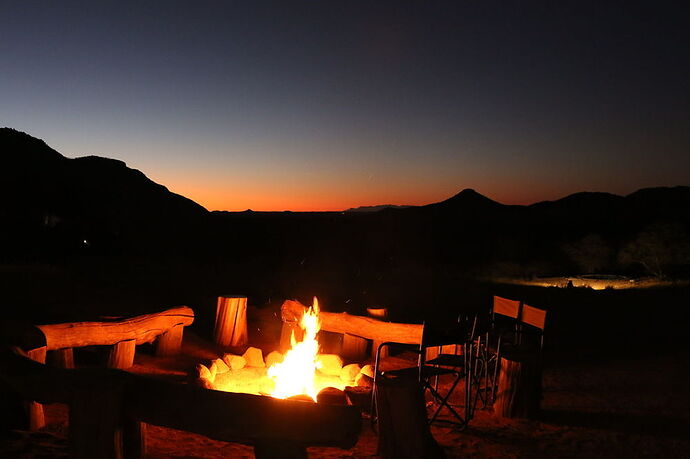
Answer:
[1,1,688,211]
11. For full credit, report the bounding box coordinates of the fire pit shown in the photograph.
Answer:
[195,297,374,402]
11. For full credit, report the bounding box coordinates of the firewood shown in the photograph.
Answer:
[214,296,248,347]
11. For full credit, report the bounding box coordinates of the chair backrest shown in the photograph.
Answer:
[520,304,546,331]
[492,296,520,319]
[420,316,476,363]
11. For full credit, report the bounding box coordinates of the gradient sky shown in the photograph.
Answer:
[1,1,688,211]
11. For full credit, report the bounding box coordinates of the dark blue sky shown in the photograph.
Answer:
[1,1,688,210]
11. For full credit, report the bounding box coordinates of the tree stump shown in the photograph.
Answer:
[214,296,248,347]
[156,324,184,357]
[375,376,445,459]
[494,349,542,419]
[108,339,136,369]
[52,348,75,369]
[342,333,368,360]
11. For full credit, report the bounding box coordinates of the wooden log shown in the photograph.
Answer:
[375,376,445,459]
[26,346,47,430]
[494,350,542,419]
[155,323,184,357]
[122,418,146,459]
[108,339,136,370]
[279,320,304,353]
[214,296,248,347]
[342,334,368,361]
[125,377,361,449]
[52,348,75,369]
[37,306,194,350]
[69,375,125,459]
[282,300,422,345]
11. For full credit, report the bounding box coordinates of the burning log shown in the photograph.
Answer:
[214,296,248,347]
[242,347,265,367]
[281,300,422,357]
[223,354,246,370]
[494,349,542,419]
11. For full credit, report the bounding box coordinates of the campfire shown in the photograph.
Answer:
[195,297,373,402]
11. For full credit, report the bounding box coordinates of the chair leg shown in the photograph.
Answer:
[426,375,466,427]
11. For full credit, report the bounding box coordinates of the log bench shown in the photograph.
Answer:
[8,306,194,430]
[0,347,361,459]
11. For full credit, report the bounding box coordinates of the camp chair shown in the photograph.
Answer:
[483,296,522,404]
[518,303,547,352]
[371,317,477,428]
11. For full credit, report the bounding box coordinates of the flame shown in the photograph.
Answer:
[268,297,322,400]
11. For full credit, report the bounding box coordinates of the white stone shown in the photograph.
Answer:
[317,354,344,376]
[265,350,284,368]
[243,347,265,367]
[223,354,247,371]
[340,363,361,382]
[213,358,229,373]
[360,364,375,378]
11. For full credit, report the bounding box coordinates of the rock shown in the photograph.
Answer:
[208,361,218,380]
[355,372,374,388]
[196,376,214,390]
[340,363,361,382]
[265,350,284,368]
[316,387,348,405]
[287,394,315,403]
[196,364,213,382]
[360,364,375,379]
[243,347,265,367]
[223,354,247,371]
[213,358,229,374]
[317,354,343,376]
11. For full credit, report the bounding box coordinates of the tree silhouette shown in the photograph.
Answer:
[563,234,612,273]
[618,223,690,278]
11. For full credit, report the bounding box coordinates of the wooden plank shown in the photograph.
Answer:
[37,306,194,350]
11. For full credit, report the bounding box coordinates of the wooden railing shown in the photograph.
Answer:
[0,306,361,458]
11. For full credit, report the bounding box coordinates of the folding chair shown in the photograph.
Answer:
[518,303,547,352]
[371,318,476,429]
[483,296,522,404]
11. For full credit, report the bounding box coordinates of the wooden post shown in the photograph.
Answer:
[214,296,248,347]
[342,334,368,361]
[26,346,47,430]
[375,376,444,459]
[494,349,542,419]
[367,308,388,320]
[69,378,125,459]
[52,348,75,369]
[155,324,184,357]
[108,339,136,370]
[122,418,146,459]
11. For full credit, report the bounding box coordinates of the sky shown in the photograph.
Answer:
[1,1,688,211]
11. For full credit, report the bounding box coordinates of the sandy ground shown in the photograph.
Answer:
[3,340,689,458]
